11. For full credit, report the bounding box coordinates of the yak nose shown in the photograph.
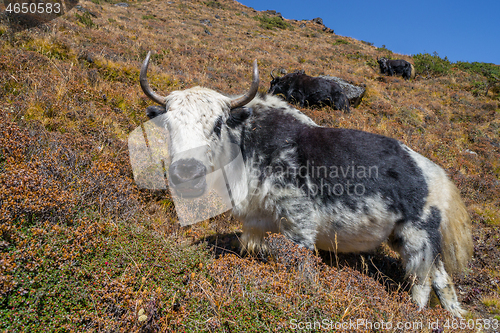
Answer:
[169,158,207,198]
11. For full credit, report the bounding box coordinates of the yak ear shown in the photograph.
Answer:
[146,105,166,119]
[226,107,253,129]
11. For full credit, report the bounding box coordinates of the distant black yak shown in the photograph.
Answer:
[268,70,350,112]
[378,57,415,80]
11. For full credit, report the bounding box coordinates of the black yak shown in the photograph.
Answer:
[268,70,350,112]
[378,57,415,80]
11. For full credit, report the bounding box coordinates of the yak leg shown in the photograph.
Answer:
[274,198,318,250]
[240,198,318,254]
[241,215,278,255]
[388,223,437,309]
[431,260,467,317]
[388,222,466,317]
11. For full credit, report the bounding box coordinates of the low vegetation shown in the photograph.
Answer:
[413,52,452,77]
[0,0,499,331]
[254,14,292,31]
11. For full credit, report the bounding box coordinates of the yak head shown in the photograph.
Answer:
[377,57,389,72]
[140,51,259,198]
[268,69,305,97]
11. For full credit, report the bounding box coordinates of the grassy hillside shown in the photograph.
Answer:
[0,0,499,331]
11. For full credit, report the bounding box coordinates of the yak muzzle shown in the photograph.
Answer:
[169,158,207,198]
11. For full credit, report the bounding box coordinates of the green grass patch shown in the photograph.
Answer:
[0,216,110,331]
[0,212,214,331]
[482,296,500,314]
[413,52,451,77]
[254,15,292,30]
[332,39,349,46]
[75,12,98,29]
[455,61,500,78]
[21,38,72,61]
[92,58,139,83]
[456,61,500,98]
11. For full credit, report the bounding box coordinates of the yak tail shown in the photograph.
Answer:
[440,180,473,274]
[410,64,416,79]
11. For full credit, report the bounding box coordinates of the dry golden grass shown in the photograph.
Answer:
[0,0,499,331]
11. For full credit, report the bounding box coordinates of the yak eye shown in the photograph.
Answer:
[213,116,223,137]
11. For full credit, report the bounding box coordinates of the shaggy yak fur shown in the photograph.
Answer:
[378,57,416,80]
[140,53,473,317]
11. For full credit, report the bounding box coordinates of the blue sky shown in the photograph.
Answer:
[239,0,500,65]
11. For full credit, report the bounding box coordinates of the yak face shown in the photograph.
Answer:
[268,70,304,98]
[377,58,389,74]
[140,52,259,198]
[268,71,311,105]
[162,88,232,197]
[268,75,288,97]
[144,94,219,198]
[268,77,286,98]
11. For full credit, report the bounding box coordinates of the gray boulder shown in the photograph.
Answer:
[311,17,323,25]
[319,76,365,107]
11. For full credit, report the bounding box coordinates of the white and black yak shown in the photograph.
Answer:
[139,52,473,317]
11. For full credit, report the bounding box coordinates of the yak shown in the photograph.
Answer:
[378,57,416,80]
[139,52,472,317]
[268,70,350,112]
